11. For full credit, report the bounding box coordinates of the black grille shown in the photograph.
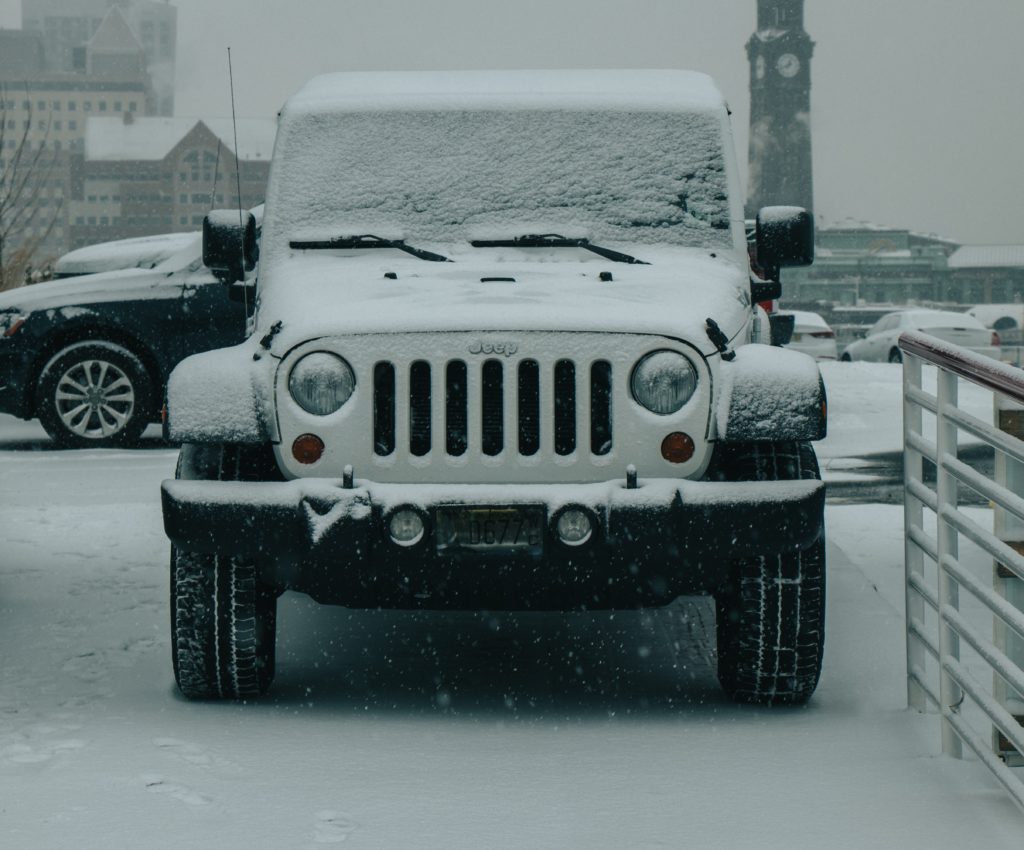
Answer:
[518,360,540,456]
[445,360,468,456]
[373,362,395,456]
[370,356,612,458]
[554,359,576,456]
[409,360,431,456]
[481,359,504,456]
[591,360,613,456]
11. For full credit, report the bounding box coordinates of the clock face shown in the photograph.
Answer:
[777,53,801,78]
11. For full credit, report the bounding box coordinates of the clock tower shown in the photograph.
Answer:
[746,0,815,217]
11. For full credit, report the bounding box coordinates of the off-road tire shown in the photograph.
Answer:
[37,341,152,448]
[170,443,279,699]
[712,441,825,705]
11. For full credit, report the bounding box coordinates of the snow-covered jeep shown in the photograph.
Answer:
[161,70,826,704]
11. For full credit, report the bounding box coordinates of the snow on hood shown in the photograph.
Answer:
[257,246,750,356]
[54,231,197,277]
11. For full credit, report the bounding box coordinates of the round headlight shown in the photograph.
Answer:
[630,351,698,415]
[288,352,355,415]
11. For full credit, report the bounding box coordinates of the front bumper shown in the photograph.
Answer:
[161,477,825,610]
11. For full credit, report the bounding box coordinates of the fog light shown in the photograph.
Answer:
[661,432,695,464]
[555,508,593,547]
[388,508,425,547]
[292,433,325,464]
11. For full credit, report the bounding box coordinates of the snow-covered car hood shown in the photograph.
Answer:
[258,247,751,357]
[0,267,175,313]
[53,232,197,278]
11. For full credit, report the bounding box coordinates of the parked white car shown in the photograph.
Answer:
[782,310,838,360]
[840,309,999,363]
[966,303,1024,332]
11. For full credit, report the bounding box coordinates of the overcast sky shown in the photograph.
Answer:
[1,0,1022,244]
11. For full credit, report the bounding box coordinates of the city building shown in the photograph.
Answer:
[68,115,275,248]
[21,0,176,115]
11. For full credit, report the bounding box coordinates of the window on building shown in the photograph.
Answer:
[87,195,96,202]
[179,216,187,225]
[84,102,92,112]
[100,216,108,225]
[114,102,122,112]
[37,100,45,111]
[88,216,96,225]
[52,100,60,110]
[21,100,29,110]
[76,216,85,225]
[68,101,76,111]
[179,194,187,203]
[68,120,77,131]
[98,101,107,112]
[129,102,137,113]
[53,120,61,130]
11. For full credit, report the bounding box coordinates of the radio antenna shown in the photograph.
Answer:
[226,46,249,317]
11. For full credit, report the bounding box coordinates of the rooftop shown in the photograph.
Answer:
[85,116,278,162]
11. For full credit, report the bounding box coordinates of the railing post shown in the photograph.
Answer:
[993,392,1024,762]
[903,352,927,711]
[936,367,963,758]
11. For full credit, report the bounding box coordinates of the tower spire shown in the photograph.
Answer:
[746,0,815,217]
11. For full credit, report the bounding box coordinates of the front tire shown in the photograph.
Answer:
[171,547,277,699]
[37,341,152,448]
[170,444,280,699]
[712,442,826,705]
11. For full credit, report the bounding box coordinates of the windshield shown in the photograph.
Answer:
[269,109,734,250]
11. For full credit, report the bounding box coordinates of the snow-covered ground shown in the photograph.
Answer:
[2,363,1023,847]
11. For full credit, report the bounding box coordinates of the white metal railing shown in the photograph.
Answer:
[901,330,1024,810]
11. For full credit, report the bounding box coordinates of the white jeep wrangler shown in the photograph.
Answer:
[161,70,826,704]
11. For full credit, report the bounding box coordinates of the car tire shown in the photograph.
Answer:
[840,353,852,362]
[37,340,152,448]
[712,441,826,705]
[170,444,280,699]
[888,348,903,364]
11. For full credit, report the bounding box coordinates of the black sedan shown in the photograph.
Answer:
[0,234,247,448]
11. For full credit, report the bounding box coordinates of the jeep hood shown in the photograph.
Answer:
[259,247,751,358]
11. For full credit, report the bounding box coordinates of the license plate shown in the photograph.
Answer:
[435,506,545,554]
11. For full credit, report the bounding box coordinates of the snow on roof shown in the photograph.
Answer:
[948,245,1024,270]
[85,117,277,162]
[283,70,728,116]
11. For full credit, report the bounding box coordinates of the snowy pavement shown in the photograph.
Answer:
[2,361,1024,847]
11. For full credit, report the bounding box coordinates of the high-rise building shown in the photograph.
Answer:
[745,0,814,216]
[21,0,176,115]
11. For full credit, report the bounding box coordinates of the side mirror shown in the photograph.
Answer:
[203,210,258,283]
[755,206,814,281]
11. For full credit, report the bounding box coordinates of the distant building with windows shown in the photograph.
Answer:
[783,222,958,306]
[21,0,176,115]
[67,116,275,248]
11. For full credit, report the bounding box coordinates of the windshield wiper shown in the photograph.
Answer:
[289,234,451,262]
[470,234,649,265]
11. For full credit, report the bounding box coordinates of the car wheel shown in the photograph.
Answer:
[37,341,152,448]
[170,444,280,699]
[711,442,825,705]
[171,546,277,700]
[888,348,903,364]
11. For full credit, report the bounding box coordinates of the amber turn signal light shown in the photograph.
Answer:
[661,432,695,464]
[292,433,325,464]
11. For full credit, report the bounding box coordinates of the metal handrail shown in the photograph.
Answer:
[900,330,1024,404]
[900,329,1024,813]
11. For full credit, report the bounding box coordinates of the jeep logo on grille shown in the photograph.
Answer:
[468,340,519,357]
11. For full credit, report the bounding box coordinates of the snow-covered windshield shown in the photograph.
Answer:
[270,110,733,250]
